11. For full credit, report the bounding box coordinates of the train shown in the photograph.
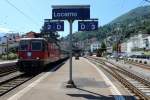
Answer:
[17,38,68,73]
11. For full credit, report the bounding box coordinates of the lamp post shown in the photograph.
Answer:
[115,27,120,61]
[6,37,8,60]
[2,43,5,55]
[4,35,8,60]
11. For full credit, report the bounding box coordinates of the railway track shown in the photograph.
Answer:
[93,57,150,82]
[0,73,34,96]
[0,65,18,77]
[87,57,150,100]
[0,58,68,97]
[125,61,150,70]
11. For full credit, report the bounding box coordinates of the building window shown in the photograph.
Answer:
[145,39,149,47]
[5,48,7,52]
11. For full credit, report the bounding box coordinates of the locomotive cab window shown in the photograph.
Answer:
[31,41,42,51]
[19,40,29,51]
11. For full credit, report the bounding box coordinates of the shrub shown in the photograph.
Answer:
[8,53,18,60]
[1,53,18,60]
[1,55,7,60]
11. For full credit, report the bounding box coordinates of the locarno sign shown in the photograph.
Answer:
[52,5,90,20]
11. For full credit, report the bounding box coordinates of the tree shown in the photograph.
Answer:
[144,0,150,3]
[113,44,117,51]
[40,25,60,44]
[101,41,106,52]
[96,41,106,57]
[146,25,150,34]
[9,46,18,53]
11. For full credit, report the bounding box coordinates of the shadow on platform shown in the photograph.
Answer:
[67,87,135,100]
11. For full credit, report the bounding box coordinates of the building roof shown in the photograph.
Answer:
[20,38,45,41]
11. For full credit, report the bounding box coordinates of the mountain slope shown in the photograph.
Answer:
[64,5,150,46]
[110,6,150,24]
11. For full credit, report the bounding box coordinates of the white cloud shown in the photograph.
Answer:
[0,27,10,33]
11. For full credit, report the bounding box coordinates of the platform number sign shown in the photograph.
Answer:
[78,21,98,31]
[44,21,64,31]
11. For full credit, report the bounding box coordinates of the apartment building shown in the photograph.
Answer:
[90,41,100,52]
[0,33,20,54]
[121,33,150,56]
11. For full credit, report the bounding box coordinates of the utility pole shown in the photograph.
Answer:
[4,35,9,60]
[7,37,8,60]
[115,27,120,62]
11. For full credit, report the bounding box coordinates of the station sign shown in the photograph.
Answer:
[78,21,98,31]
[52,5,90,20]
[44,21,64,31]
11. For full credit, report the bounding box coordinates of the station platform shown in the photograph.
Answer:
[4,57,134,100]
[0,60,17,68]
[0,60,17,64]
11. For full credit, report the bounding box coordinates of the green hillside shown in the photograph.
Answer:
[64,5,150,45]
[110,6,150,24]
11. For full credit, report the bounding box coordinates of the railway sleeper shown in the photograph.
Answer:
[89,58,150,100]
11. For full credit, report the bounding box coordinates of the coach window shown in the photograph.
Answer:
[43,41,48,51]
[45,42,48,51]
[31,41,42,51]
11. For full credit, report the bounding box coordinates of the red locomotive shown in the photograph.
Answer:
[17,38,66,73]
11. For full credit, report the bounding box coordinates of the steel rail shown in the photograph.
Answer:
[125,61,150,70]
[0,66,18,77]
[0,73,34,96]
[87,57,150,100]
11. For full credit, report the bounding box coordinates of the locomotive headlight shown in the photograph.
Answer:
[36,57,40,60]
[27,52,32,57]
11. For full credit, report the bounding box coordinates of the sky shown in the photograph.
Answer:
[0,0,149,37]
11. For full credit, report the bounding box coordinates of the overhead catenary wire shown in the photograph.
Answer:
[22,0,42,24]
[4,0,39,26]
[121,0,125,9]
[23,0,39,16]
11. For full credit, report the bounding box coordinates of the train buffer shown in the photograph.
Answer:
[3,57,135,100]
